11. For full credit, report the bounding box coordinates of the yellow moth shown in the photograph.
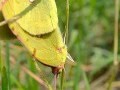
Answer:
[1,0,67,73]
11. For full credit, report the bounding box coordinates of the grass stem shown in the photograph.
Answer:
[113,0,119,66]
[6,42,10,90]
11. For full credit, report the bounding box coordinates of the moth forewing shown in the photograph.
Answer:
[2,0,67,68]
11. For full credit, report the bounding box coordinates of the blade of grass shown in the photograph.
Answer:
[107,0,119,89]
[0,42,2,90]
[113,0,119,66]
[89,0,96,18]
[27,57,38,90]
[82,70,90,90]
[0,15,20,26]
[10,74,24,90]
[65,0,69,45]
[0,42,2,73]
[60,0,70,89]
[107,66,118,90]
[60,70,65,90]
[2,66,8,90]
[5,41,10,90]
[73,65,82,90]
[11,58,49,89]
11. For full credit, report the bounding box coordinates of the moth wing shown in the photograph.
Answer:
[14,0,58,35]
[2,0,67,67]
[11,23,67,67]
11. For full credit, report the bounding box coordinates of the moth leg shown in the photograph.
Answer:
[0,0,8,11]
[52,67,59,90]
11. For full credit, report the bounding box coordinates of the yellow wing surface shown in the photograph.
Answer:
[13,0,58,35]
[2,0,67,67]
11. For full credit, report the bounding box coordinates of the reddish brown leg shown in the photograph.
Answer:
[52,67,61,90]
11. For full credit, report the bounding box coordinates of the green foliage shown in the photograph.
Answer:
[2,67,8,90]
[0,0,120,90]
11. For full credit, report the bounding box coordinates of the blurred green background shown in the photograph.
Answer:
[0,0,120,90]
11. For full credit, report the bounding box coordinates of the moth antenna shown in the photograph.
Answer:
[67,53,74,62]
[66,53,76,66]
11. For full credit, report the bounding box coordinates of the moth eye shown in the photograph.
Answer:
[29,0,35,3]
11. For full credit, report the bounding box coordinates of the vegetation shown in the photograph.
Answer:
[0,0,120,90]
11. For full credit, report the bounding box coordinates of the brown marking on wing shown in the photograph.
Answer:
[11,27,18,37]
[57,48,62,53]
[32,48,36,57]
[56,46,65,53]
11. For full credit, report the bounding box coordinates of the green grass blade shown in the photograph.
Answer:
[64,0,69,45]
[82,71,90,90]
[2,66,8,90]
[0,42,2,73]
[10,74,24,90]
[73,65,81,90]
[27,57,38,90]
[60,70,65,90]
[5,42,10,90]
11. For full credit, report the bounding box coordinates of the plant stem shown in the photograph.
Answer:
[65,0,69,45]
[6,42,10,90]
[114,0,119,66]
[54,74,57,90]
[60,70,65,90]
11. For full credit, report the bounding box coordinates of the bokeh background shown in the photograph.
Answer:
[0,0,120,90]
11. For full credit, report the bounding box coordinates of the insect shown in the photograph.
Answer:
[0,12,15,40]
[1,0,68,75]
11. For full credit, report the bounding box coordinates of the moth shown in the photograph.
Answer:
[0,0,69,74]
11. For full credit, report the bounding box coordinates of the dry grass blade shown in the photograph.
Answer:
[1,47,49,89]
[10,58,48,89]
[53,74,57,90]
[0,15,20,26]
